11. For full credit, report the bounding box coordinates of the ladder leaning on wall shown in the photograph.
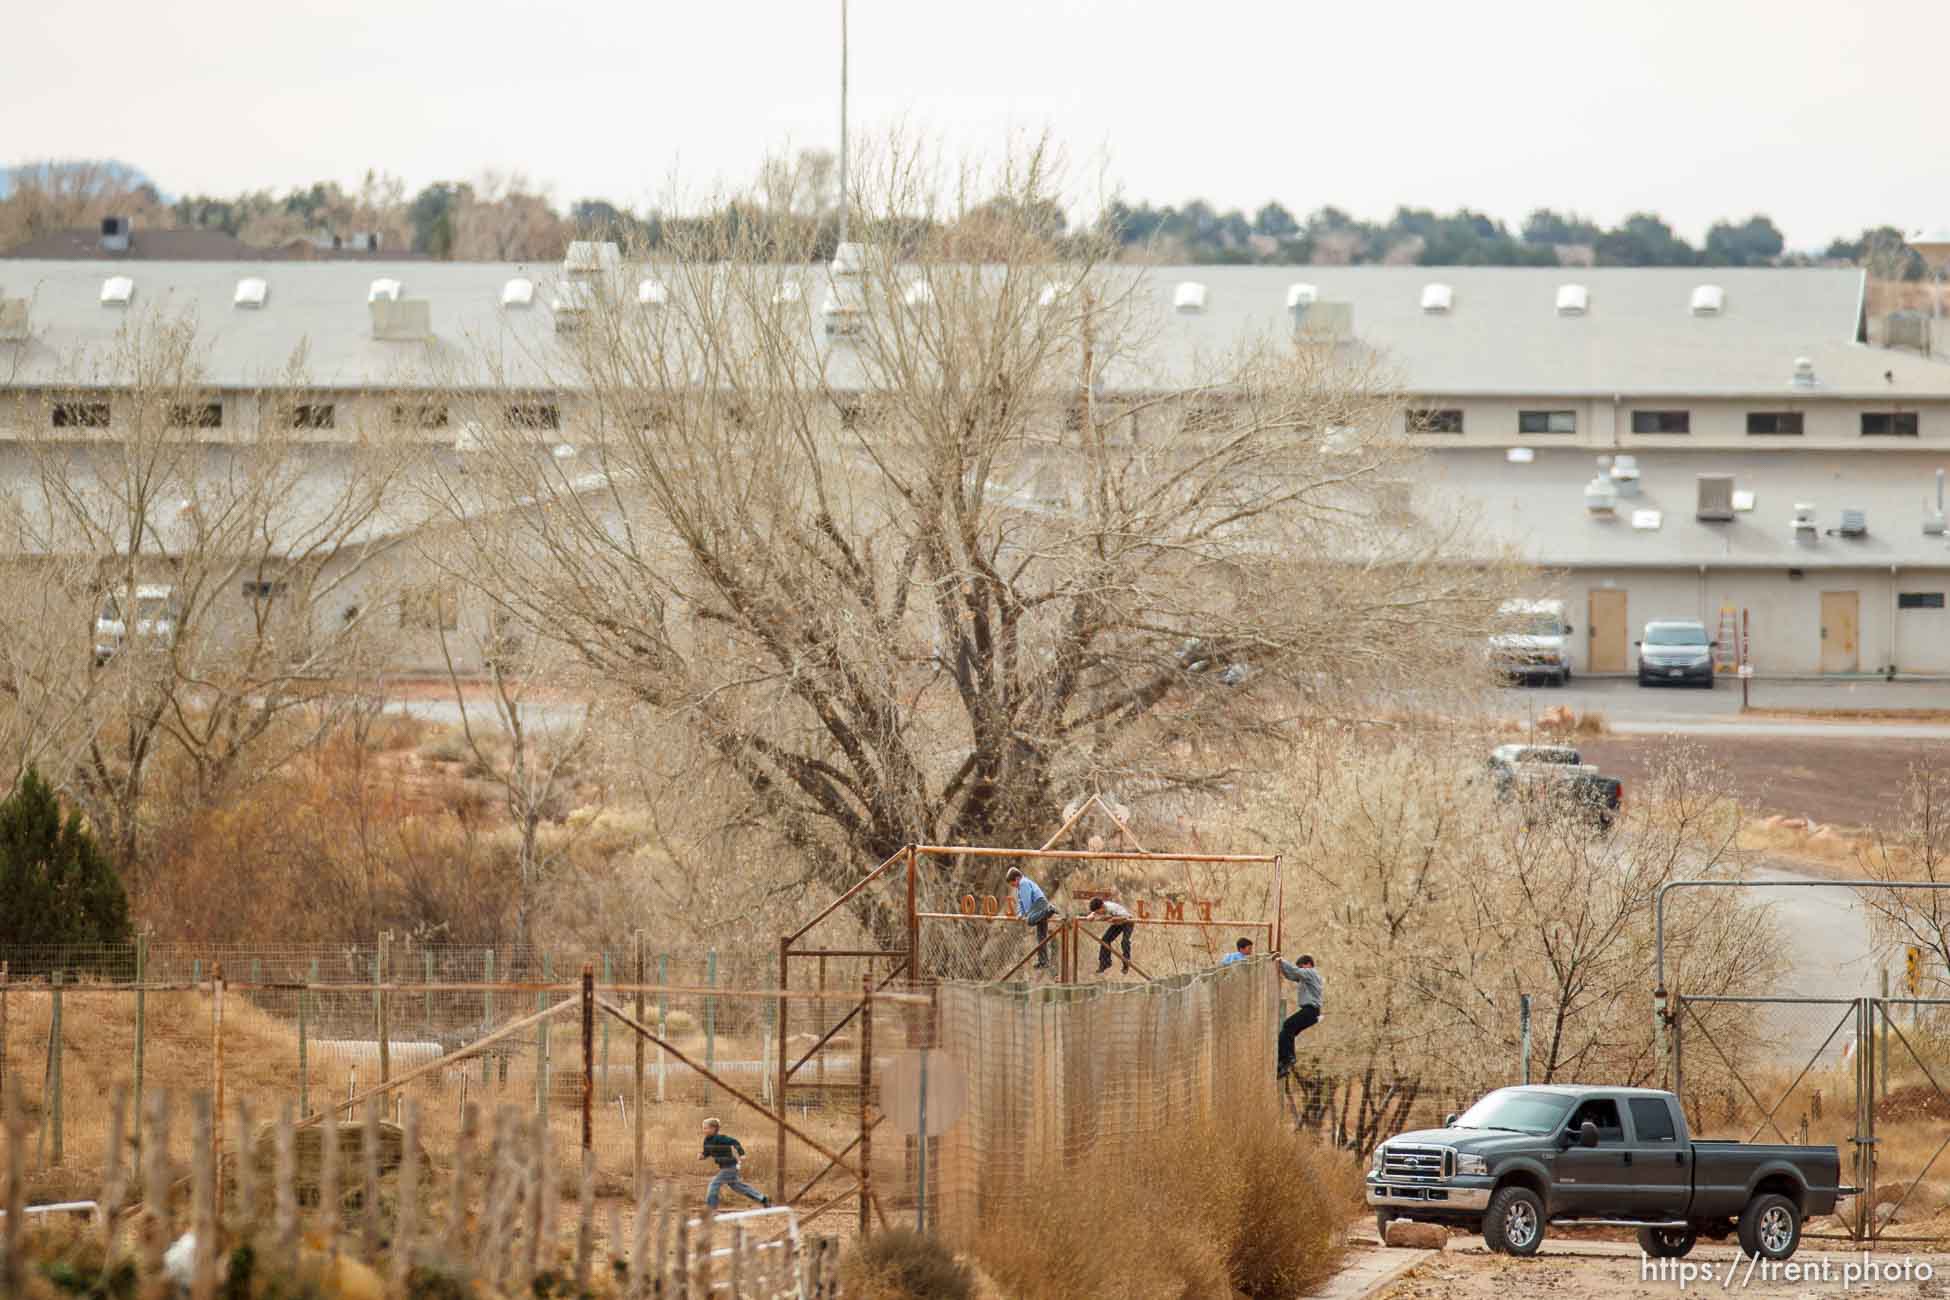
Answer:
[1714,601,1741,673]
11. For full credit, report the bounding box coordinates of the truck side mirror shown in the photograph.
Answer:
[1444,1113,1459,1128]
[1579,1121,1600,1148]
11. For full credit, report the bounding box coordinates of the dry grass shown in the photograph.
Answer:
[960,1108,1360,1300]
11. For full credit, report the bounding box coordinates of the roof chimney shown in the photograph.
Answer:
[100,215,131,253]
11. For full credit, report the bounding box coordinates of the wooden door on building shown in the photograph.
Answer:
[1820,590,1860,674]
[1588,589,1628,673]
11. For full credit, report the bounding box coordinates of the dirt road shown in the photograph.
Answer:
[1374,1240,1950,1299]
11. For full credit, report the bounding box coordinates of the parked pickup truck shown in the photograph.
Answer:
[1366,1085,1848,1260]
[1487,744,1623,832]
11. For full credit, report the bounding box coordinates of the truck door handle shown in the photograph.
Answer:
[1622,1152,1632,1165]
[1675,1152,1685,1165]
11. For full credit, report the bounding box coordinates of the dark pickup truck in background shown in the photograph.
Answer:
[1366,1085,1847,1260]
[1487,744,1623,832]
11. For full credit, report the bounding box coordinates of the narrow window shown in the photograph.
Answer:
[288,403,337,430]
[1746,412,1804,435]
[52,401,112,428]
[506,402,560,430]
[1898,592,1946,610]
[393,402,450,430]
[1630,410,1690,434]
[240,580,288,600]
[1407,409,1464,433]
[1518,410,1576,434]
[1862,411,1919,436]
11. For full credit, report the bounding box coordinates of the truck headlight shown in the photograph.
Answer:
[1454,1152,1487,1176]
[1370,1145,1385,1174]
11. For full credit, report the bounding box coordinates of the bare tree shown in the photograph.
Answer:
[6,307,416,878]
[427,139,1515,949]
[1854,754,1950,988]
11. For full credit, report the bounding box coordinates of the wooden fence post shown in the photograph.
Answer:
[191,1092,216,1300]
[2,1076,22,1298]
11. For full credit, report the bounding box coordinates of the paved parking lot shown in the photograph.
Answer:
[1497,676,1950,729]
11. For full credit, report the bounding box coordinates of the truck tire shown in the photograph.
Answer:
[1737,1193,1801,1260]
[1375,1211,1394,1243]
[1483,1186,1545,1256]
[1637,1226,1697,1258]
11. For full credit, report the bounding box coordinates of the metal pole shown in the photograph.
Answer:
[915,1050,928,1232]
[537,953,553,1119]
[482,950,495,1090]
[705,950,718,1097]
[131,940,145,1156]
[601,951,612,1092]
[375,936,389,1087]
[1519,994,1532,1085]
[298,967,310,1119]
[1881,968,1891,1104]
[212,962,225,1220]
[633,931,645,1189]
[906,846,919,987]
[657,954,668,1104]
[858,974,872,1238]
[49,971,62,1167]
[581,963,594,1156]
[776,938,790,1206]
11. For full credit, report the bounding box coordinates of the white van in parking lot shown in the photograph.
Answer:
[1490,598,1573,686]
[94,584,180,665]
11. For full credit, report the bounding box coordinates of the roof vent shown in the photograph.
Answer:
[1173,281,1207,313]
[1733,490,1757,512]
[1631,509,1662,530]
[830,242,867,278]
[1926,470,1947,536]
[100,275,134,307]
[1286,283,1317,309]
[562,241,621,276]
[1791,357,1819,389]
[501,277,535,308]
[232,276,268,309]
[1608,453,1641,497]
[1584,475,1618,514]
[1792,502,1818,540]
[902,280,935,308]
[638,278,669,307]
[1696,474,1736,522]
[1420,282,1454,314]
[1831,509,1868,538]
[1690,284,1725,315]
[1555,284,1588,316]
[368,278,403,304]
[1038,281,1074,308]
[0,297,28,341]
[1506,447,1535,464]
[100,215,131,253]
[772,280,803,305]
[369,298,432,341]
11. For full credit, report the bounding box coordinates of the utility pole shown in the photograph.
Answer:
[838,0,849,247]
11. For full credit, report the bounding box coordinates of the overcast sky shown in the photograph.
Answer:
[9,0,1948,249]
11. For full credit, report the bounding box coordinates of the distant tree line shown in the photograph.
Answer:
[0,156,1934,277]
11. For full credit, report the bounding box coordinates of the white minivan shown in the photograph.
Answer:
[1490,598,1574,687]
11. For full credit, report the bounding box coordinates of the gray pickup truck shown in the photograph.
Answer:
[1366,1085,1847,1260]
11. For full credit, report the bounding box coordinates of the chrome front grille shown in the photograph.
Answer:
[1380,1144,1451,1181]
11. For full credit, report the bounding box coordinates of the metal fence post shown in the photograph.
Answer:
[0,962,8,1130]
[601,951,612,1092]
[49,971,63,1166]
[132,942,148,1156]
[424,949,434,1038]
[657,955,668,1104]
[705,950,718,1095]
[376,933,391,1086]
[1880,969,1890,1103]
[859,975,873,1238]
[298,964,310,1119]
[632,931,645,1188]
[483,950,495,1090]
[537,953,553,1119]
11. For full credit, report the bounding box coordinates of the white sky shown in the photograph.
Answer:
[9,0,1949,249]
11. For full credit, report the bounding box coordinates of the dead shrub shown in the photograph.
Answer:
[842,1228,976,1300]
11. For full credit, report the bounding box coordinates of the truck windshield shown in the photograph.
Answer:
[1454,1088,1577,1135]
[1513,615,1564,636]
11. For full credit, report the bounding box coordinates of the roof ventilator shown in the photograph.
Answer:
[1690,284,1724,315]
[1583,474,1618,515]
[101,275,135,307]
[638,278,669,306]
[1792,503,1818,542]
[1173,281,1207,313]
[501,277,535,308]
[1286,283,1317,309]
[368,278,403,304]
[1631,509,1662,530]
[1696,474,1735,522]
[1420,282,1453,314]
[233,277,268,309]
[1791,357,1819,389]
[1555,283,1588,316]
[1829,509,1868,538]
[1608,453,1641,497]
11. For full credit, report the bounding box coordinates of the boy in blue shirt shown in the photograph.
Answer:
[1005,866,1056,970]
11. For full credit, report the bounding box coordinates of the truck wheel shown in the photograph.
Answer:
[1737,1193,1801,1260]
[1375,1211,1394,1243]
[1483,1186,1545,1256]
[1637,1226,1697,1258]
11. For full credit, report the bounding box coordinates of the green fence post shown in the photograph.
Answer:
[131,935,147,1158]
[193,958,202,986]
[601,951,612,1092]
[483,949,495,1089]
[50,971,63,1166]
[299,963,310,1119]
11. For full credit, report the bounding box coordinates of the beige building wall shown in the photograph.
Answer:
[1409,395,1950,450]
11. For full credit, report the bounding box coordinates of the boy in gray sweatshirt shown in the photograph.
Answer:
[1272,953,1323,1078]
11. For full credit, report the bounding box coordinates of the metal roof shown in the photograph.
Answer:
[2,260,1946,399]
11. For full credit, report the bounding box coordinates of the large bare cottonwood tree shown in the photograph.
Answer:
[427,145,1515,942]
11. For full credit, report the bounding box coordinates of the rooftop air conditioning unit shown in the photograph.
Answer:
[233,277,268,309]
[1556,283,1589,316]
[1584,475,1618,515]
[1608,453,1641,497]
[1286,283,1317,309]
[821,290,863,337]
[1173,281,1207,313]
[1690,284,1724,316]
[1926,469,1948,536]
[1792,502,1817,541]
[369,298,432,341]
[1833,509,1868,538]
[0,297,29,341]
[1696,474,1735,522]
[1791,357,1819,389]
[1420,282,1453,314]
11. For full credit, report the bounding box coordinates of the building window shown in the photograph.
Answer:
[287,402,336,430]
[240,580,288,600]
[399,585,459,631]
[506,402,560,430]
[1518,410,1576,434]
[393,402,450,430]
[1898,592,1946,610]
[166,402,224,429]
[51,401,111,428]
[1746,412,1804,435]
[1630,410,1690,434]
[1407,408,1464,433]
[1862,411,1920,437]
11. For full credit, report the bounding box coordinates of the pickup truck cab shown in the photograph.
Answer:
[1486,745,1623,832]
[1366,1085,1846,1260]
[1490,599,1573,687]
